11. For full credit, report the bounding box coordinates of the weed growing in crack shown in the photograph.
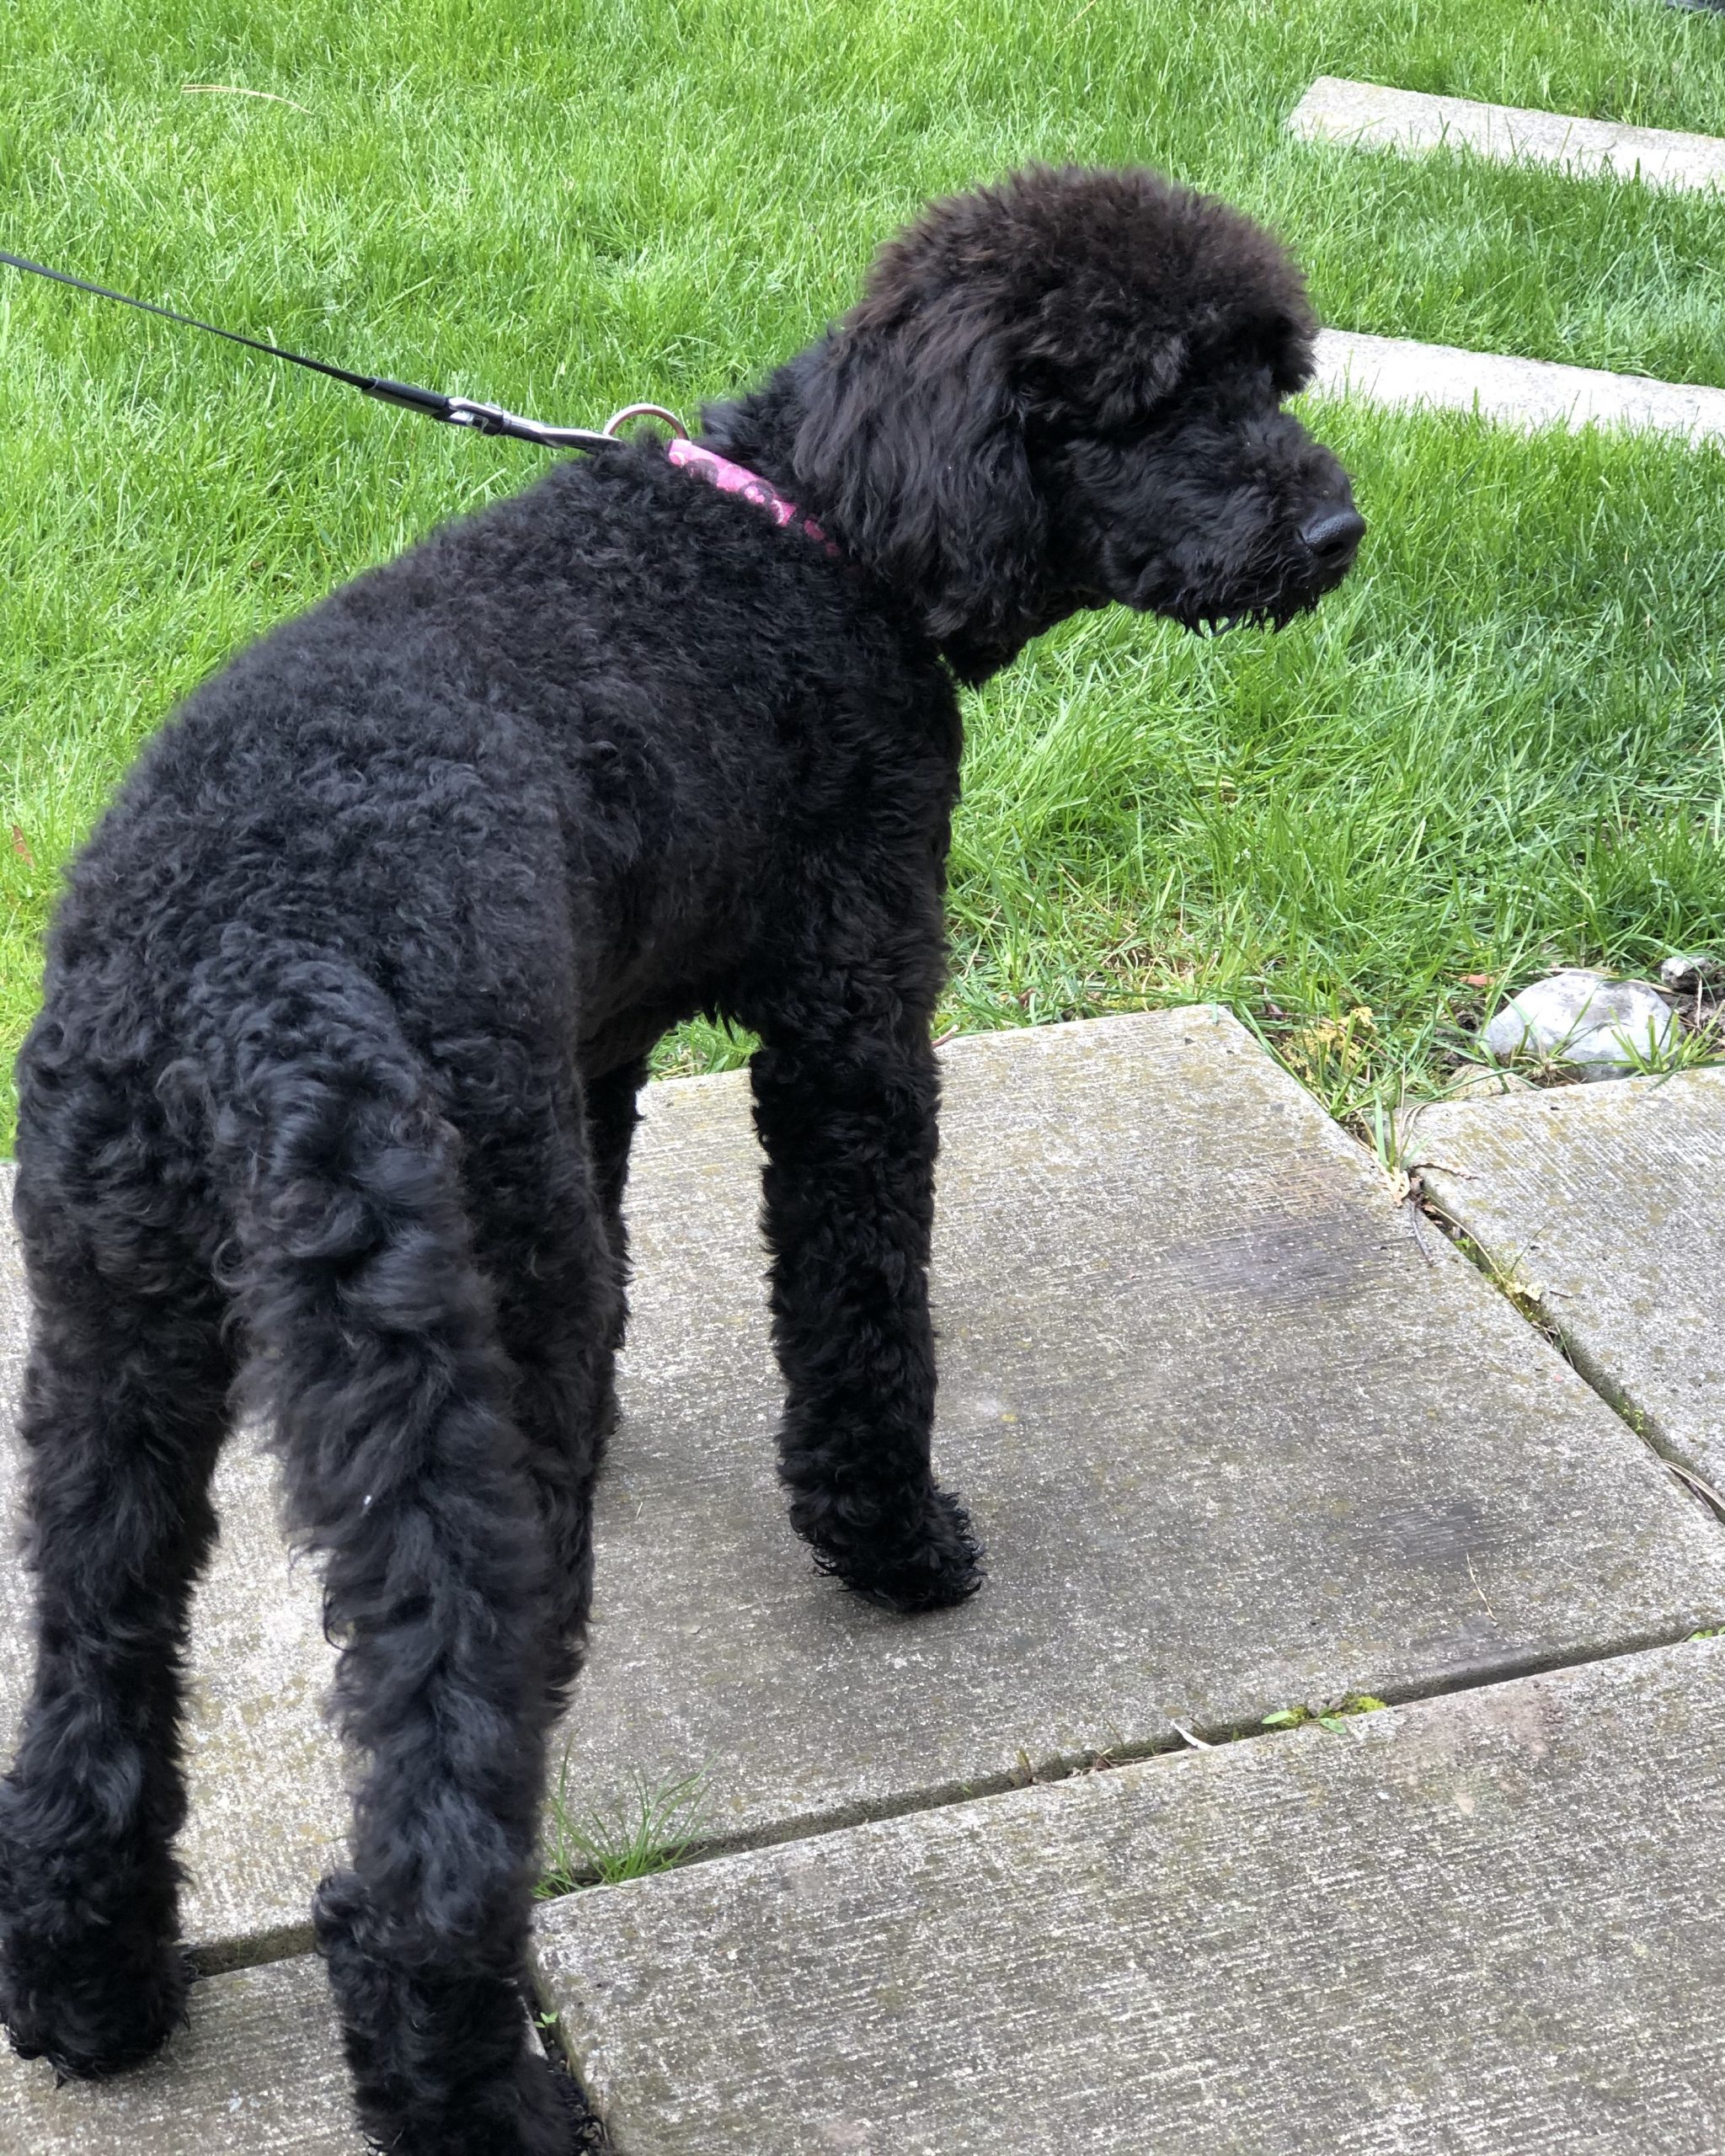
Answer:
[1444,1228,1568,1348]
[1261,1694,1390,1735]
[537,1760,711,1898]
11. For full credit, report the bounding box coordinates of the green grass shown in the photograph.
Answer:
[3,0,1725,1141]
[535,1761,710,1897]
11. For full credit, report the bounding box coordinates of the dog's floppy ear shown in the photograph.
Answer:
[791,310,1045,643]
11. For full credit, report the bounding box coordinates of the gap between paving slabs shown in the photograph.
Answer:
[537,1636,1725,2156]
[1406,1068,1725,1504]
[10,1634,1720,2156]
[533,1627,1725,2148]
[4,1010,1725,1984]
[6,1623,1722,2156]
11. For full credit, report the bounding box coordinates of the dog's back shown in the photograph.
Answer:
[27,440,958,1139]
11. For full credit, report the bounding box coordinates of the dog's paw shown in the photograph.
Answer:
[316,1873,595,2156]
[498,2050,605,2156]
[812,1484,985,1613]
[547,2059,614,2152]
[0,1935,190,2080]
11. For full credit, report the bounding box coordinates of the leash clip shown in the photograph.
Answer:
[441,396,613,450]
[441,397,690,451]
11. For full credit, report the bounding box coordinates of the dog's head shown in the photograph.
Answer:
[788,165,1361,682]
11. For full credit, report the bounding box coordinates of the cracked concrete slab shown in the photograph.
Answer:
[538,1637,1725,2155]
[4,1011,1723,1968]
[1408,1068,1725,1491]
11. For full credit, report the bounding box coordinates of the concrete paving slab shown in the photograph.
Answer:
[1289,74,1725,193]
[0,1953,363,2153]
[1310,327,1725,445]
[538,1636,1725,2156]
[1408,1068,1725,1492]
[4,1011,1724,1967]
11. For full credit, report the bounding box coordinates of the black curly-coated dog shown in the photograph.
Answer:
[1,166,1360,2153]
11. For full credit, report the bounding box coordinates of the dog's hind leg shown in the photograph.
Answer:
[0,1143,233,2078]
[745,926,983,1614]
[223,962,574,2155]
[462,1070,634,1703]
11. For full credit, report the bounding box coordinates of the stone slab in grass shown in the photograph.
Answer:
[0,1954,363,2154]
[5,1011,1725,1966]
[1409,1068,1725,1492]
[1310,328,1725,446]
[1289,75,1725,193]
[538,1637,1725,2156]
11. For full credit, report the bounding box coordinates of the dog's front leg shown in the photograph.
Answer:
[750,1011,982,1612]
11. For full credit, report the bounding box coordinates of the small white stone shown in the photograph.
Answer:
[1482,970,1677,1077]
[1660,953,1722,990]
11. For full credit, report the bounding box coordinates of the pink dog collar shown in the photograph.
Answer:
[667,436,840,558]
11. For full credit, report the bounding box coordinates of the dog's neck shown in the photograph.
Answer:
[697,353,1077,687]
[692,366,810,522]
[665,438,838,557]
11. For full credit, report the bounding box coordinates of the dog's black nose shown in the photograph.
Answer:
[1300,506,1365,562]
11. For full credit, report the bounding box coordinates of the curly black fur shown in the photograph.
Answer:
[0,166,1359,2152]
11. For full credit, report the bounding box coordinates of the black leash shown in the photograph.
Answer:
[0,248,682,450]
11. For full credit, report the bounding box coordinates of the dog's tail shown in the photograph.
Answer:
[206,940,557,2121]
